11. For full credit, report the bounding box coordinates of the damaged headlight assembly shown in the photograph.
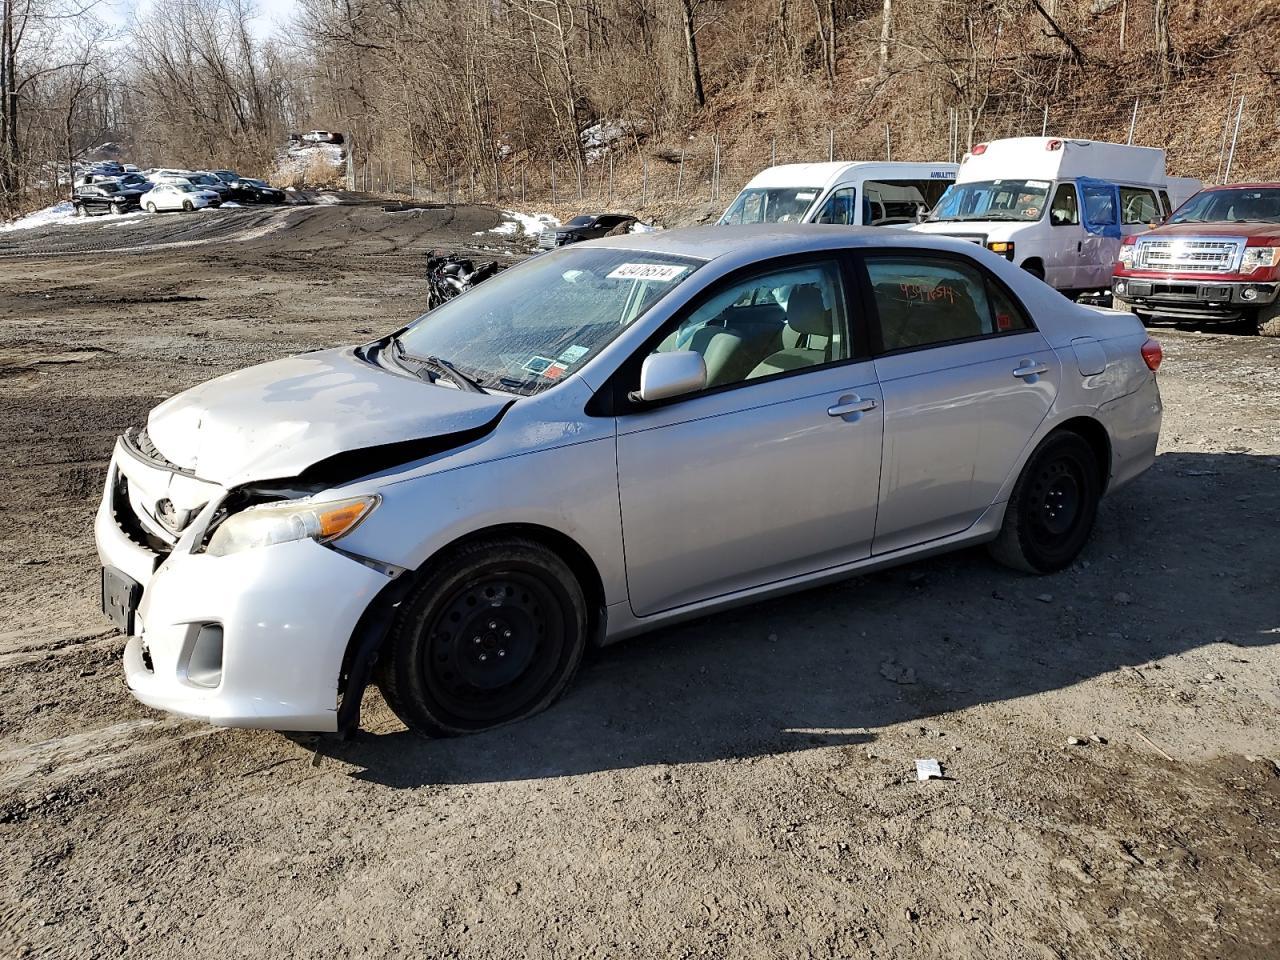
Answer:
[205,495,380,557]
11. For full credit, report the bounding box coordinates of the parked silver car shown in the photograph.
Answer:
[95,225,1163,737]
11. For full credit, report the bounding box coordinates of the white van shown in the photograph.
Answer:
[911,138,1188,294]
[718,161,958,228]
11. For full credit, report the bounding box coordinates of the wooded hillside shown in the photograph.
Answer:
[2,0,1277,215]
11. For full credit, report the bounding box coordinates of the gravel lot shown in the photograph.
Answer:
[1,201,1277,959]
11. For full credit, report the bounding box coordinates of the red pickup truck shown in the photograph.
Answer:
[1112,183,1280,336]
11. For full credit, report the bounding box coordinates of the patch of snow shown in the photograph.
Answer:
[312,193,343,205]
[489,210,559,237]
[580,119,646,164]
[0,202,78,232]
[629,221,660,233]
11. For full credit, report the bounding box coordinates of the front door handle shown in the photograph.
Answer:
[1012,360,1049,380]
[828,396,878,418]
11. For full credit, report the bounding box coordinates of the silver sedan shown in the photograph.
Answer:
[94,225,1162,736]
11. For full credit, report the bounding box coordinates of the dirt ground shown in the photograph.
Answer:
[0,200,1277,960]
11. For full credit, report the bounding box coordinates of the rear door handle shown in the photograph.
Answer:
[828,396,878,418]
[1012,361,1049,379]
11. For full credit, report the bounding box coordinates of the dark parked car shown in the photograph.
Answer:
[72,182,140,216]
[537,213,638,249]
[226,177,287,204]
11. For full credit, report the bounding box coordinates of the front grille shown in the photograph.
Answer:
[123,426,188,474]
[1135,237,1244,273]
[937,232,988,246]
[113,475,171,558]
[537,231,558,249]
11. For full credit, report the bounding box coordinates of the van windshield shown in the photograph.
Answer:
[719,187,822,224]
[928,179,1052,223]
[1168,187,1280,224]
[392,247,702,395]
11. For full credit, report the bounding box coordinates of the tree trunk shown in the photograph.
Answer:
[1154,0,1171,76]
[680,0,705,108]
[879,0,892,75]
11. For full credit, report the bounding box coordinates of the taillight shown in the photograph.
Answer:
[1046,138,1063,151]
[1141,338,1163,371]
[971,143,987,155]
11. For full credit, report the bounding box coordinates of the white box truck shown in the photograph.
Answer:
[718,161,958,228]
[910,137,1199,295]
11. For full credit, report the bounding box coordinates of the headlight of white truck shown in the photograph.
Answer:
[1241,246,1279,272]
[206,495,379,557]
[1117,243,1137,268]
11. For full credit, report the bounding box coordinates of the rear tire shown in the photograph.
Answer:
[988,430,1101,574]
[145,202,157,213]
[111,203,124,216]
[1257,304,1280,337]
[74,203,85,217]
[182,200,193,212]
[378,538,588,737]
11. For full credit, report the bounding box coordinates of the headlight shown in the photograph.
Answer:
[1241,246,1279,272]
[1117,243,1136,267]
[206,495,379,557]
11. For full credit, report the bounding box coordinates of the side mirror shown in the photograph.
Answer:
[637,351,706,403]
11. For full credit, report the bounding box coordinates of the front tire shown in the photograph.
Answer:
[989,431,1101,574]
[182,200,193,212]
[378,538,588,736]
[1257,303,1280,338]
[145,202,157,213]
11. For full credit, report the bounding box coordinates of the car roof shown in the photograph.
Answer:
[585,223,985,262]
[1199,182,1280,191]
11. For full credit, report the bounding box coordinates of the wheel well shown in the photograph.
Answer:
[1020,257,1045,278]
[428,524,608,646]
[1053,417,1112,493]
[335,522,609,734]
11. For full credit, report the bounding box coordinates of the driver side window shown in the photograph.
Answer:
[1050,183,1079,226]
[652,261,851,389]
[814,188,858,225]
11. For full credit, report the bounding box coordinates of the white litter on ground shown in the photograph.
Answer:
[916,759,944,782]
[312,194,343,206]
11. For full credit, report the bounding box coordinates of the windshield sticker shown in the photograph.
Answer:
[522,355,554,375]
[1025,180,1051,189]
[557,345,589,364]
[543,363,568,380]
[606,263,690,282]
[795,191,818,200]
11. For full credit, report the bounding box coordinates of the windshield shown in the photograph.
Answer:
[176,184,200,193]
[719,187,821,224]
[566,216,594,227]
[189,175,216,185]
[1169,187,1280,224]
[393,247,702,395]
[928,179,1052,223]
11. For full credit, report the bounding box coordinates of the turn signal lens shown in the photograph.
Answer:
[1141,338,1163,372]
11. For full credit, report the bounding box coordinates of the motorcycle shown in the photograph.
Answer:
[426,252,502,310]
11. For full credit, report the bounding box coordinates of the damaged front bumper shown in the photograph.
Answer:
[95,437,392,731]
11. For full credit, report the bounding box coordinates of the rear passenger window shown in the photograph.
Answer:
[1120,187,1160,225]
[865,257,1030,353]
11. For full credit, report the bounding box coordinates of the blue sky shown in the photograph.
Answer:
[101,0,298,41]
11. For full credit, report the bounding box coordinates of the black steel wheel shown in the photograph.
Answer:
[379,538,588,736]
[989,430,1101,574]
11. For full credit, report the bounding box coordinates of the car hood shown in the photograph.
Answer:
[1144,221,1280,244]
[145,347,512,487]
